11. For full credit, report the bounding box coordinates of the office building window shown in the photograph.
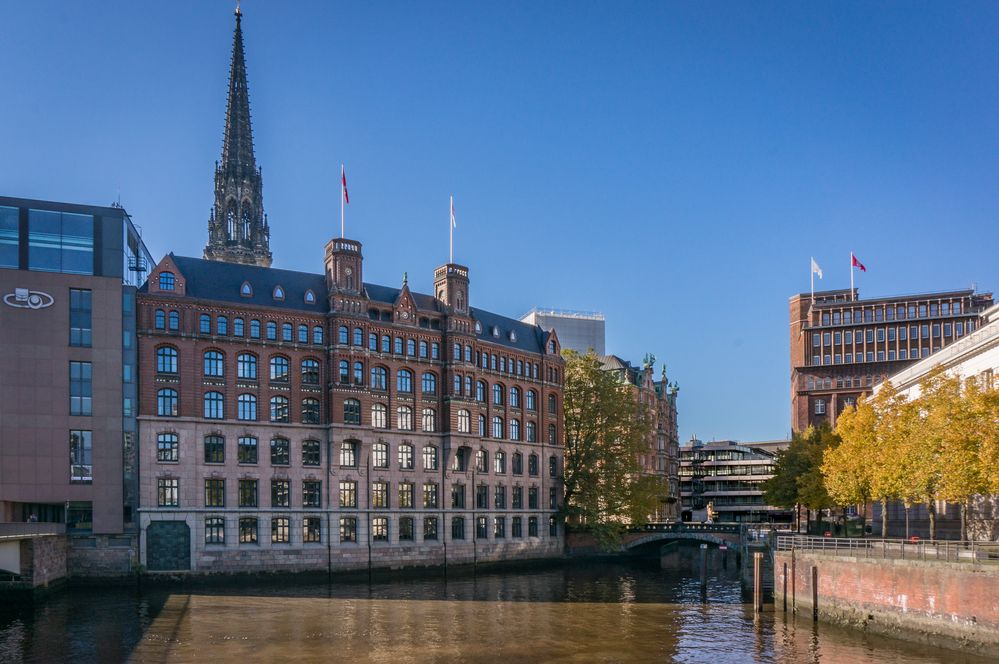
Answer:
[239,479,258,507]
[203,391,224,419]
[238,517,258,544]
[271,480,290,507]
[237,393,257,421]
[69,289,92,347]
[373,482,389,509]
[424,516,439,541]
[529,517,539,537]
[423,446,438,471]
[399,516,415,541]
[271,517,290,544]
[302,398,321,424]
[270,396,289,423]
[69,361,92,415]
[237,352,257,379]
[205,516,225,545]
[303,516,322,543]
[451,517,465,540]
[399,482,414,508]
[157,478,179,507]
[512,516,523,538]
[340,517,357,542]
[204,435,225,463]
[157,433,179,462]
[302,439,321,466]
[204,350,224,377]
[423,482,439,509]
[339,480,357,508]
[270,437,290,465]
[69,430,92,482]
[398,443,414,470]
[238,436,257,464]
[340,441,358,467]
[205,478,225,507]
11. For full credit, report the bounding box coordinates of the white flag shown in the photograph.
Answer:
[811,257,823,279]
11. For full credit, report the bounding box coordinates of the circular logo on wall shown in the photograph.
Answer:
[3,288,54,309]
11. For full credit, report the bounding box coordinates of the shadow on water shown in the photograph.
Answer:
[1,554,995,663]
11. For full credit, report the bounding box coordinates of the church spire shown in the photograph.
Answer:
[204,6,272,268]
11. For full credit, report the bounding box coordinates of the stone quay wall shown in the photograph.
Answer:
[67,535,137,578]
[18,536,67,588]
[774,550,999,655]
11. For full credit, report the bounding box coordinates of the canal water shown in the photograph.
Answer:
[0,559,994,663]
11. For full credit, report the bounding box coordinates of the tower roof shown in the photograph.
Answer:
[220,7,256,177]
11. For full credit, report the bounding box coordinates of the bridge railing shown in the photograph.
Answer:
[0,522,65,540]
[776,535,999,566]
[626,523,741,535]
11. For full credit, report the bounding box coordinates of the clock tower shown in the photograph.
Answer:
[324,237,365,314]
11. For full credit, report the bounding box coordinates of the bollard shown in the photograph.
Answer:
[782,561,788,612]
[791,548,796,613]
[811,565,818,621]
[753,552,763,613]
[699,543,708,589]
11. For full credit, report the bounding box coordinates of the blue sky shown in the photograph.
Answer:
[3,1,998,443]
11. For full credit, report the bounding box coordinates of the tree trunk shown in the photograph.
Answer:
[881,498,888,538]
[961,498,969,542]
[927,498,936,541]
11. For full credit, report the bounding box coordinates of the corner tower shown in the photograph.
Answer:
[204,6,272,268]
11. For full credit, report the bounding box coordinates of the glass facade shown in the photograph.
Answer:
[0,206,17,268]
[27,209,94,274]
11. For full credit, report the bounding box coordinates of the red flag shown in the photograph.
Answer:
[851,253,866,272]
[341,165,349,205]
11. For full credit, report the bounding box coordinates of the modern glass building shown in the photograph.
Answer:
[0,195,153,546]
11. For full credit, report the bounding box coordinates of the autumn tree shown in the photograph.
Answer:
[762,424,837,531]
[561,350,657,546]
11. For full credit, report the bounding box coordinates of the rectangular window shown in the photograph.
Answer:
[271,438,290,466]
[303,517,322,543]
[205,479,225,507]
[423,483,438,509]
[339,481,357,508]
[512,486,523,509]
[271,517,290,544]
[157,478,179,507]
[423,516,438,541]
[372,517,388,541]
[476,516,488,539]
[239,517,258,544]
[271,480,290,507]
[69,289,92,347]
[0,205,18,269]
[69,361,92,416]
[476,484,488,509]
[157,433,179,462]
[27,209,93,274]
[451,484,465,509]
[399,516,415,541]
[238,479,258,507]
[302,439,321,466]
[372,481,390,509]
[512,517,523,538]
[528,517,539,537]
[303,481,321,508]
[549,487,557,510]
[340,517,357,543]
[399,482,414,508]
[238,436,258,464]
[205,516,225,545]
[204,435,225,464]
[69,430,92,482]
[528,487,539,509]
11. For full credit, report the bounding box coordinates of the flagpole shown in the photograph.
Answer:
[810,257,815,302]
[341,163,345,239]
[449,195,454,264]
[850,252,854,301]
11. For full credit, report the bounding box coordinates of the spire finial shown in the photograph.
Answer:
[235,0,242,19]
[403,271,408,286]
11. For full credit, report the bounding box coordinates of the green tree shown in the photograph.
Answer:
[561,350,656,547]
[762,425,837,531]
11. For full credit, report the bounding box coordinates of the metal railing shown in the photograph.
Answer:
[627,522,741,535]
[0,522,66,539]
[776,535,999,565]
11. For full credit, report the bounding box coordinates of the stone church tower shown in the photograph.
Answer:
[204,6,272,268]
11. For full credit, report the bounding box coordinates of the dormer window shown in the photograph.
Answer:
[549,340,557,353]
[272,285,285,301]
[492,326,500,338]
[158,271,175,291]
[474,321,482,334]
[304,289,316,304]
[509,330,517,342]
[240,281,253,297]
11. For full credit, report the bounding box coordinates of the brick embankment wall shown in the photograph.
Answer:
[774,551,999,655]
[67,535,137,579]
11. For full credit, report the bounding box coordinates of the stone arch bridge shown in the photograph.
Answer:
[566,523,744,555]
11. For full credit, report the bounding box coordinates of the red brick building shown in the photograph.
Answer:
[135,8,564,573]
[789,287,992,432]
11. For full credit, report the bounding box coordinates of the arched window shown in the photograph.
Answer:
[232,317,244,336]
[216,316,228,335]
[492,384,504,406]
[203,350,223,377]
[302,398,321,424]
[353,327,363,346]
[301,358,320,385]
[510,419,521,441]
[371,403,387,429]
[237,353,257,379]
[492,416,504,439]
[433,342,441,359]
[370,366,388,390]
[368,332,377,350]
[407,339,416,356]
[241,209,251,242]
[457,409,471,433]
[158,271,175,290]
[476,381,486,402]
[510,387,521,408]
[526,390,537,411]
[528,454,539,476]
[272,285,285,300]
[453,375,462,395]
[157,388,178,417]
[338,360,349,383]
[423,446,438,471]
[237,393,257,420]
[199,314,211,334]
[241,281,253,297]
[381,335,391,352]
[548,340,556,354]
[421,372,437,395]
[494,450,506,474]
[270,395,289,423]
[478,414,487,437]
[419,341,428,358]
[309,325,322,344]
[270,356,289,382]
[203,391,224,419]
[549,455,559,478]
[338,326,349,344]
[422,408,437,433]
[526,421,537,443]
[304,289,315,304]
[249,319,261,338]
[281,323,292,341]
[353,361,363,385]
[156,346,178,373]
[397,369,413,393]
[548,394,557,414]
[475,449,488,473]
[343,398,361,425]
[266,321,277,340]
[398,443,414,470]
[465,376,472,396]
[397,406,413,431]
[297,324,308,343]
[548,424,557,444]
[154,309,165,329]
[512,452,523,475]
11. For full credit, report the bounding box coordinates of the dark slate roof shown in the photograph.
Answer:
[149,255,329,313]
[142,255,548,353]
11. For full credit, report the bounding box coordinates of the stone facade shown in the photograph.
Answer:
[19,536,67,588]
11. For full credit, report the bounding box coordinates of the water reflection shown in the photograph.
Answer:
[0,560,993,663]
